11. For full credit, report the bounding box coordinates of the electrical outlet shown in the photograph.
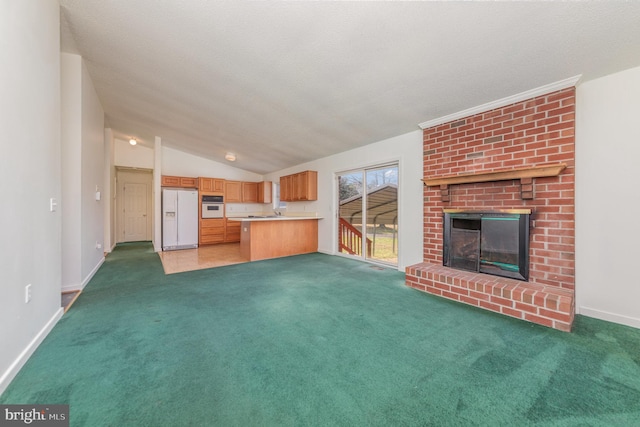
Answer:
[96,242,102,250]
[25,284,31,303]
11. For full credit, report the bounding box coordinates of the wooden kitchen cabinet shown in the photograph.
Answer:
[225,181,242,202]
[162,175,198,188]
[162,175,181,187]
[240,218,319,261]
[296,171,317,201]
[242,182,258,203]
[200,218,225,245]
[280,175,292,202]
[198,177,224,194]
[258,181,272,204]
[292,175,300,201]
[181,177,198,188]
[280,171,317,201]
[224,219,241,243]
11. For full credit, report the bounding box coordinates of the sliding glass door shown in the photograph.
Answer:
[337,163,398,266]
[338,170,365,257]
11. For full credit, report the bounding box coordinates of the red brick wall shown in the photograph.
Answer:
[423,88,575,290]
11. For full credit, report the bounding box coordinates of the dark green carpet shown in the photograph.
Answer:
[2,243,640,426]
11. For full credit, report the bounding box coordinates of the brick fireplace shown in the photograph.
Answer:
[406,87,575,331]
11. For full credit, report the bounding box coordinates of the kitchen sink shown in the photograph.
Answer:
[247,215,279,218]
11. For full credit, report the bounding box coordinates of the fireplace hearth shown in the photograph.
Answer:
[443,210,530,281]
[407,88,575,331]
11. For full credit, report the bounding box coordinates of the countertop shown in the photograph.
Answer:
[227,215,323,222]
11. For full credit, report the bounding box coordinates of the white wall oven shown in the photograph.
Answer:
[201,195,224,218]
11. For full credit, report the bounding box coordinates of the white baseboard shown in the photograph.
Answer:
[60,256,104,293]
[60,284,80,293]
[578,306,640,329]
[0,307,64,395]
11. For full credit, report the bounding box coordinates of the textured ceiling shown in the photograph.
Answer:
[59,1,640,174]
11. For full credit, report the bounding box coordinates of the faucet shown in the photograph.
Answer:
[273,209,282,216]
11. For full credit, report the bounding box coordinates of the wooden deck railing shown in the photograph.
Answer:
[339,218,372,256]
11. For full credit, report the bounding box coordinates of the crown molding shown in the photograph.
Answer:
[418,75,582,130]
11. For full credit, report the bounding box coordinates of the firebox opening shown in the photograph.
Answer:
[443,211,530,281]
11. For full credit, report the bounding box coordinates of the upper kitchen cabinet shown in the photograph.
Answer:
[297,171,317,201]
[225,180,242,202]
[280,175,292,202]
[258,181,272,204]
[240,181,271,204]
[242,182,258,203]
[198,177,225,194]
[162,175,198,188]
[280,171,317,201]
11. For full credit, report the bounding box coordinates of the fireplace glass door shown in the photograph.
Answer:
[449,217,480,272]
[444,212,529,281]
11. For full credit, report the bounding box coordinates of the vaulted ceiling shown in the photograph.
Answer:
[60,1,640,174]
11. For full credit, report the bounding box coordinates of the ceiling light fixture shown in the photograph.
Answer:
[129,138,137,146]
[225,152,236,162]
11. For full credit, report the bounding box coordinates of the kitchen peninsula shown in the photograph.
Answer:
[228,216,322,262]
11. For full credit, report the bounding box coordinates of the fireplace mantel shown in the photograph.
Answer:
[422,163,566,187]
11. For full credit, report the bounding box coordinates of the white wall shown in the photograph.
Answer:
[104,128,116,251]
[60,53,105,291]
[154,137,162,251]
[225,203,268,216]
[264,130,424,271]
[575,65,640,328]
[161,146,264,181]
[0,1,63,394]
[60,53,82,291]
[114,138,154,169]
[80,60,105,280]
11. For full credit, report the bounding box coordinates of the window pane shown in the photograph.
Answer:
[338,172,364,256]
[365,165,398,266]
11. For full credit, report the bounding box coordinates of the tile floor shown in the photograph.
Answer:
[158,243,248,274]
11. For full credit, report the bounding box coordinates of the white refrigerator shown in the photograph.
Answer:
[162,189,198,251]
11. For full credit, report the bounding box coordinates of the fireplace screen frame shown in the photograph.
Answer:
[443,210,530,281]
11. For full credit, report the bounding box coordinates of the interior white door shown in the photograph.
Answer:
[123,183,148,242]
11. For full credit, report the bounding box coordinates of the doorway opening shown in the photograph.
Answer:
[337,163,398,267]
[116,168,153,243]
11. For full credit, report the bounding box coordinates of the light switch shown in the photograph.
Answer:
[50,198,57,212]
